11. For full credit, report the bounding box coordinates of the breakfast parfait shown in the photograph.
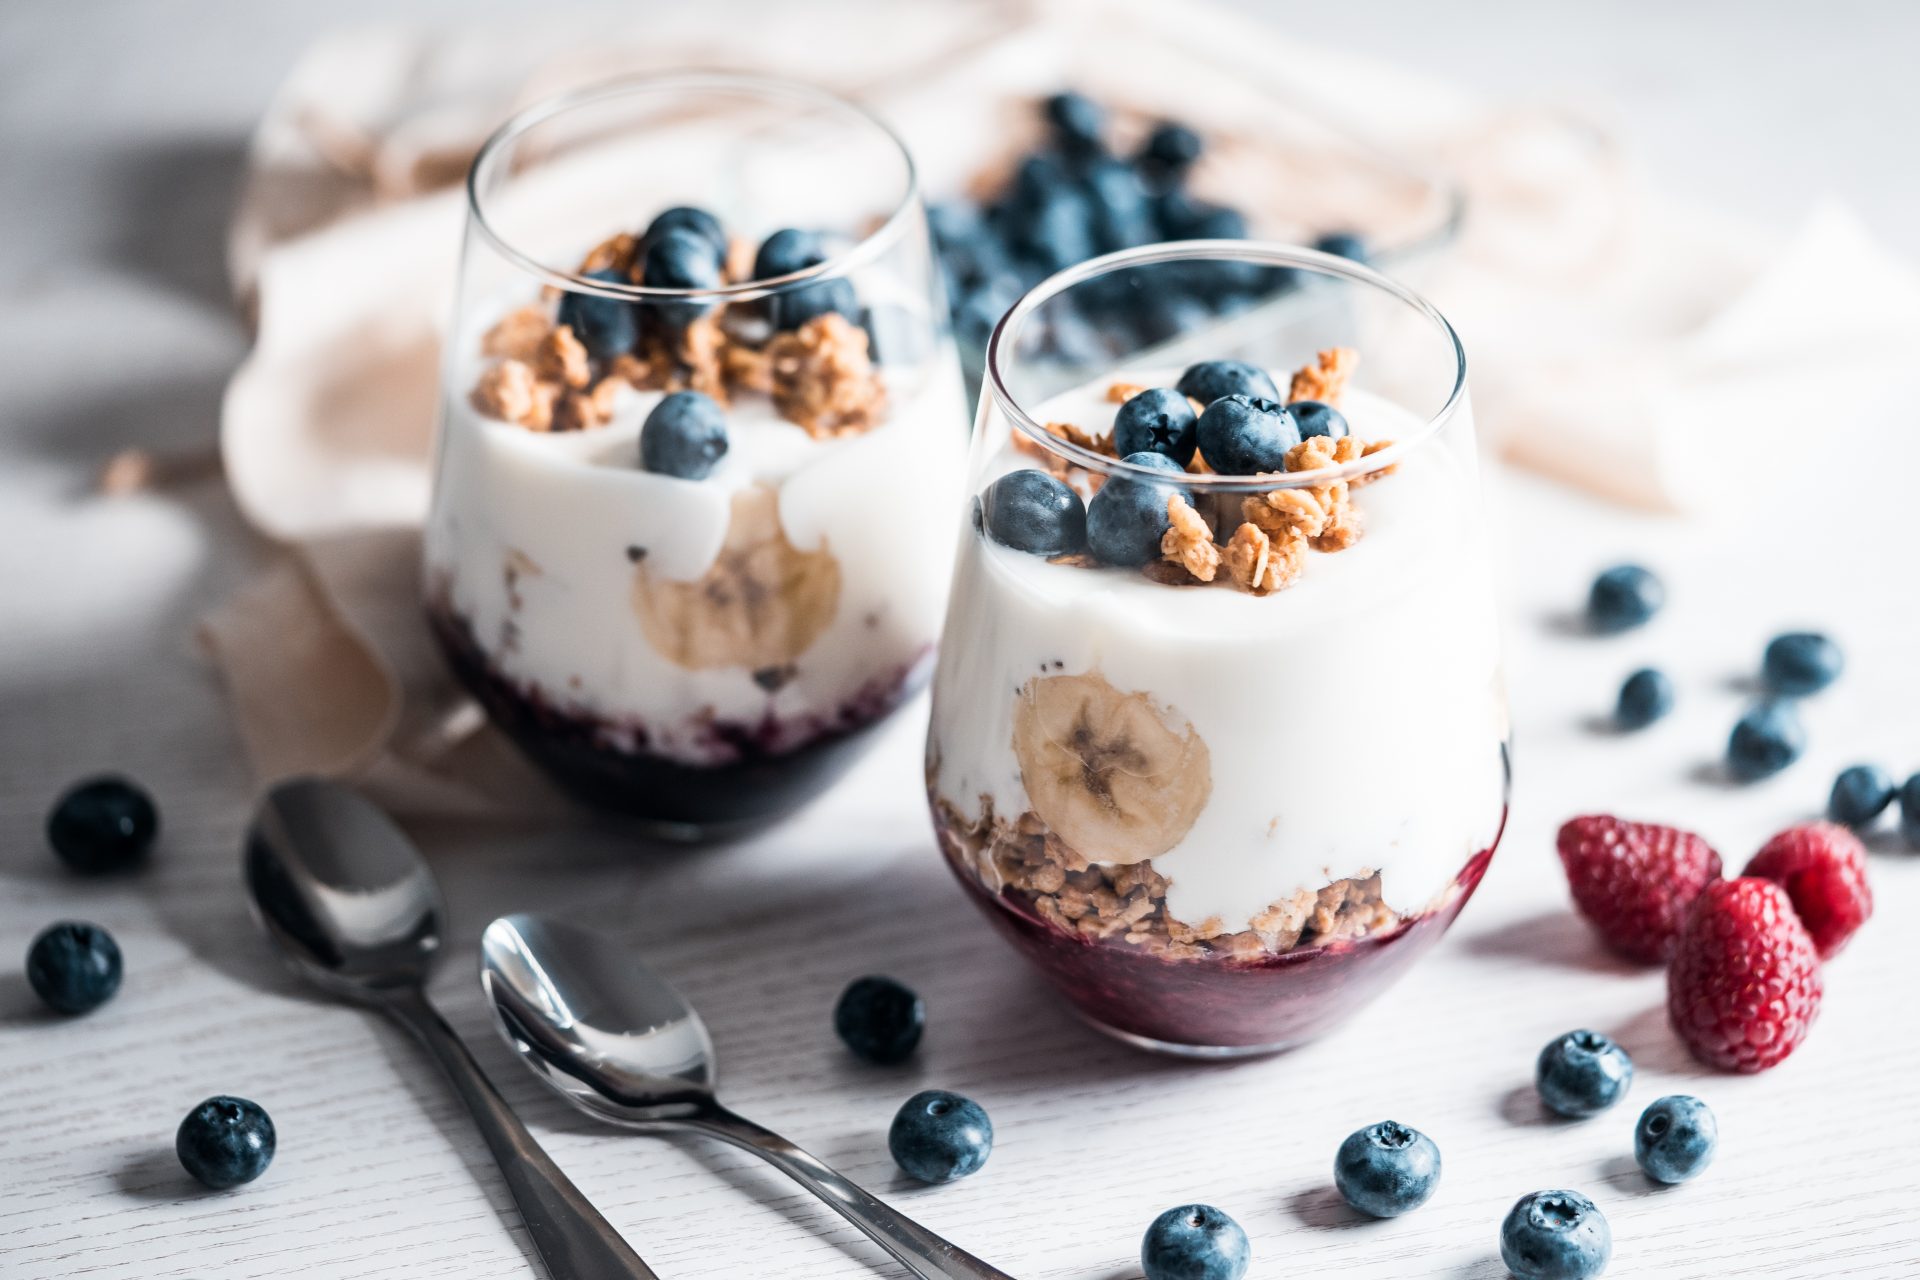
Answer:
[927,245,1508,1053]
[425,76,966,836]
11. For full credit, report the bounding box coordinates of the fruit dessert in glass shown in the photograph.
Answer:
[425,75,967,838]
[926,243,1509,1055]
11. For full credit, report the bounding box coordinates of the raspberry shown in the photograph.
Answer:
[1555,816,1723,964]
[1668,878,1823,1073]
[1743,822,1873,959]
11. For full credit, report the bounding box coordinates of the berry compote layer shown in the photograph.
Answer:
[926,357,1508,1051]
[426,218,966,833]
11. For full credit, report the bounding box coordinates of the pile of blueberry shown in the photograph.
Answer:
[24,776,276,1190]
[981,358,1347,565]
[931,91,1369,357]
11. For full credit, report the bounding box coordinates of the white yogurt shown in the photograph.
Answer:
[425,297,970,766]
[929,373,1508,931]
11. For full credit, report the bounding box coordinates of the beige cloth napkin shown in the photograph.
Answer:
[201,0,1920,815]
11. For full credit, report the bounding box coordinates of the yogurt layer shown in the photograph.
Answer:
[930,374,1507,933]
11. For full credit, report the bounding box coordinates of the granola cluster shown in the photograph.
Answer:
[468,231,886,440]
[932,791,1399,961]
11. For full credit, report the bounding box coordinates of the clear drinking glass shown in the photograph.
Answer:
[926,243,1509,1055]
[426,74,967,839]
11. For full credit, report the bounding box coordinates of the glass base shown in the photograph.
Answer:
[1076,1014,1299,1059]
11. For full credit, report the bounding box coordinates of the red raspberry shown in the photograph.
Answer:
[1743,822,1873,959]
[1668,877,1823,1073]
[1555,815,1723,964]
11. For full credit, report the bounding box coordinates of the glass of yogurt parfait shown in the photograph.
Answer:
[426,74,967,838]
[926,243,1509,1055]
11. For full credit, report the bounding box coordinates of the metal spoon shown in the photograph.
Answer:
[244,778,658,1280]
[481,913,1016,1280]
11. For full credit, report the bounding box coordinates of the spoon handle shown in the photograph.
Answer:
[385,989,661,1280]
[683,1105,1015,1280]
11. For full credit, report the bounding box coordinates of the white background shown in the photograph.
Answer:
[2,2,1918,1277]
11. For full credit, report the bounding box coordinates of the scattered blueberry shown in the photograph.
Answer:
[1082,158,1155,252]
[176,1096,276,1190]
[1726,700,1806,781]
[1137,121,1204,182]
[1114,388,1199,465]
[1333,1121,1441,1218]
[640,227,722,326]
[642,206,727,264]
[1500,1190,1611,1280]
[1195,395,1299,474]
[888,1090,992,1184]
[753,228,827,280]
[46,775,158,873]
[1761,631,1844,696]
[1828,764,1896,829]
[1313,231,1372,264]
[26,921,122,1015]
[639,391,728,480]
[1287,400,1348,441]
[1085,451,1185,566]
[1614,668,1674,730]
[1013,185,1099,271]
[1535,1029,1633,1118]
[1172,202,1249,242]
[1634,1095,1717,1184]
[1901,773,1920,845]
[1586,564,1663,633]
[557,267,641,360]
[834,976,926,1065]
[982,469,1087,557]
[1141,1204,1250,1280]
[1176,359,1279,406]
[1043,90,1107,158]
[772,276,858,332]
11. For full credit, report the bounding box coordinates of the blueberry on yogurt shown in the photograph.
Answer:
[1175,359,1279,406]
[557,267,640,361]
[1113,388,1198,465]
[1141,1204,1250,1280]
[640,227,722,326]
[888,1090,992,1184]
[1086,451,1185,566]
[1287,400,1348,441]
[772,276,858,332]
[753,228,827,280]
[982,469,1087,556]
[639,391,728,480]
[1195,395,1299,474]
[641,205,727,264]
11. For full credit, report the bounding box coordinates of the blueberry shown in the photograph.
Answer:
[1727,700,1806,781]
[1314,231,1372,264]
[1901,773,1920,845]
[1175,359,1279,406]
[1500,1191,1611,1280]
[1634,1095,1717,1184]
[1008,153,1071,211]
[1535,1029,1633,1118]
[1086,451,1185,566]
[1614,668,1674,730]
[26,921,122,1015]
[1828,764,1896,828]
[1043,90,1107,158]
[1013,186,1097,271]
[641,206,727,264]
[1195,395,1299,474]
[1138,121,1203,181]
[1141,1204,1249,1280]
[953,276,1024,352]
[834,975,925,1065]
[928,200,987,249]
[640,227,722,326]
[1082,159,1155,253]
[1171,202,1249,242]
[1287,400,1348,441]
[772,276,858,332]
[753,228,827,280]
[47,775,157,873]
[1761,631,1844,696]
[1114,388,1198,465]
[176,1096,276,1190]
[982,469,1087,556]
[1586,564,1663,633]
[1333,1120,1441,1218]
[639,391,728,480]
[887,1090,991,1184]
[557,267,640,360]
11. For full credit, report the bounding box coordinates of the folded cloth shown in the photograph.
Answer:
[200,0,1920,814]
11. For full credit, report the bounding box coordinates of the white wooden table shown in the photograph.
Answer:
[4,3,1919,1277]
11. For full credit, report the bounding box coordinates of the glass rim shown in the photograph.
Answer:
[465,71,921,305]
[983,241,1470,491]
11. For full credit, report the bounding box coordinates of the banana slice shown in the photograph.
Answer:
[1011,672,1211,863]
[631,484,841,670]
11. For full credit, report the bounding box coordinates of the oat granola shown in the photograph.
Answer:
[1288,346,1358,405]
[1160,495,1221,583]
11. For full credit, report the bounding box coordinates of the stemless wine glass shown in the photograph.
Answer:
[926,242,1509,1056]
[426,74,967,839]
